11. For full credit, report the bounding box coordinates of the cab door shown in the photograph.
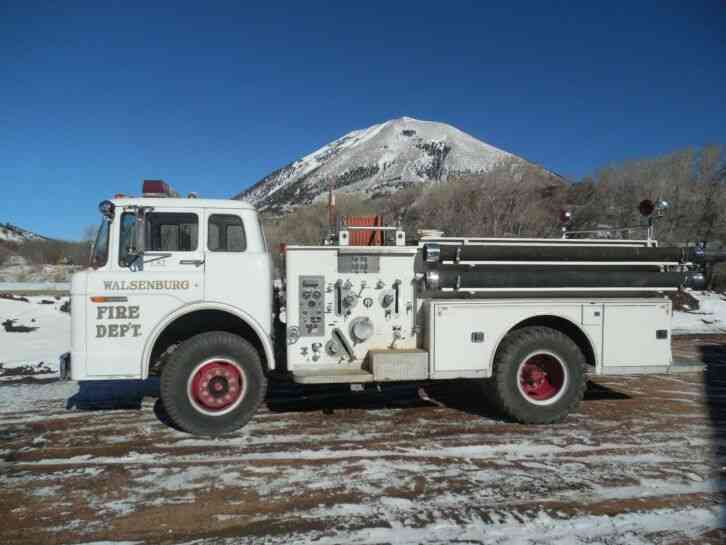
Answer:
[84,208,204,378]
[203,209,272,336]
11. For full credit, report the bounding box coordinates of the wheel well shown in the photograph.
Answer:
[508,315,596,368]
[149,310,267,374]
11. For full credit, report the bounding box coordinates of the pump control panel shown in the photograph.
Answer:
[286,246,419,368]
[299,275,325,337]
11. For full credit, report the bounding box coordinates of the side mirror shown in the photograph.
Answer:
[134,209,146,256]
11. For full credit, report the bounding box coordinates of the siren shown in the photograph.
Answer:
[655,199,670,215]
[142,180,180,198]
[639,199,670,218]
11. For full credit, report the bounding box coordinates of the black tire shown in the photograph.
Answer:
[488,326,586,424]
[160,331,267,436]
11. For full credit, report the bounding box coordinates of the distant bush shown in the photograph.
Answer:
[708,262,726,291]
[14,239,90,266]
[0,244,15,266]
[404,162,565,238]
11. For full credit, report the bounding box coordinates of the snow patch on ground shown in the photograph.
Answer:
[273,506,719,545]
[0,295,70,377]
[672,291,726,335]
[0,380,78,412]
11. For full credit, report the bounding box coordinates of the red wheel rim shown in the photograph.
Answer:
[189,360,244,413]
[517,353,566,404]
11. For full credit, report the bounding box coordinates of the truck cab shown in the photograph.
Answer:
[66,181,274,390]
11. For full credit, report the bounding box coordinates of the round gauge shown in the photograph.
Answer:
[350,317,374,343]
[379,289,395,308]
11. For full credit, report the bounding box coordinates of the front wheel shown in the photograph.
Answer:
[160,331,267,436]
[487,326,586,424]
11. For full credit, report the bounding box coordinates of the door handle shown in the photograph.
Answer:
[180,259,205,267]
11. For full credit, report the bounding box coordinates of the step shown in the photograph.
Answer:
[292,368,374,384]
[669,360,706,374]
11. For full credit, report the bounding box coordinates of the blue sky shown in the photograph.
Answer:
[1,1,724,240]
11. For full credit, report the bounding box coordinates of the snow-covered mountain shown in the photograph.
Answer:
[0,222,48,243]
[235,117,564,212]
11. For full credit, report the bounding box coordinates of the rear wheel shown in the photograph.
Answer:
[160,331,267,436]
[488,326,586,424]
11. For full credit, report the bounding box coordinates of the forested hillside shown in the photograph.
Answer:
[263,145,725,270]
[569,145,725,245]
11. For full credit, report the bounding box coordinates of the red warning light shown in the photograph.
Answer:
[142,180,179,197]
[638,199,655,217]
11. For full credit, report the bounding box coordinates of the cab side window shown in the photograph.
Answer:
[208,214,246,252]
[146,213,198,251]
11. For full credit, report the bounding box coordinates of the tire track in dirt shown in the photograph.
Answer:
[1,362,725,544]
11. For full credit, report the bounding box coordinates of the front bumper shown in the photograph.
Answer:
[59,352,71,380]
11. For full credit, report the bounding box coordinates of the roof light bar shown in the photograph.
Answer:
[142,180,179,198]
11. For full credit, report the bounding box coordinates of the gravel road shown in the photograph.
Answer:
[1,338,725,544]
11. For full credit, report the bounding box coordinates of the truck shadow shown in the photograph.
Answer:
[66,378,160,410]
[265,381,433,413]
[699,341,726,533]
[583,381,631,401]
[65,376,631,424]
[265,379,630,419]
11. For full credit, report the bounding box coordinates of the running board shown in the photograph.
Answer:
[292,368,374,384]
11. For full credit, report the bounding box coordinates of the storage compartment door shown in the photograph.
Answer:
[602,303,671,369]
[431,304,493,377]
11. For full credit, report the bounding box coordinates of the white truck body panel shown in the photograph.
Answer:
[602,302,672,371]
[426,298,671,379]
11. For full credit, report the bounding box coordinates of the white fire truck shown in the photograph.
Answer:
[60,180,700,435]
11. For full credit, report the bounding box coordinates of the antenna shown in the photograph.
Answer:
[328,177,336,235]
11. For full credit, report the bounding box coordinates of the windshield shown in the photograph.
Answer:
[90,217,110,268]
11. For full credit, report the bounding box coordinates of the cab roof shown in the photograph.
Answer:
[110,196,257,211]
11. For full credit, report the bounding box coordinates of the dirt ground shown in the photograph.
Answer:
[1,337,726,544]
